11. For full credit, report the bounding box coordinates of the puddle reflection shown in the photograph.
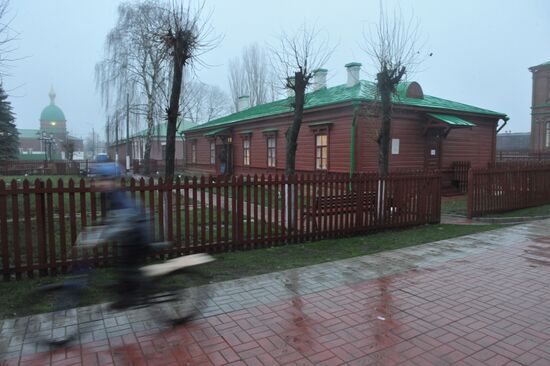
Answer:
[282,269,313,354]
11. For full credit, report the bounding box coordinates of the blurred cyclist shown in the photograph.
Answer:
[92,162,151,309]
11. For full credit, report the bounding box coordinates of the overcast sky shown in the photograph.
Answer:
[3,0,549,139]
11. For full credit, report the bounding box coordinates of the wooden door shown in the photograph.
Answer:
[216,139,233,175]
[425,129,442,170]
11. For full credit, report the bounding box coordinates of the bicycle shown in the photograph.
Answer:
[16,225,214,347]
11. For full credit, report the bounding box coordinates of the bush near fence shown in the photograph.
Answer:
[467,165,550,218]
[0,173,441,280]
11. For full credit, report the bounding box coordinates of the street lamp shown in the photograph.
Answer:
[37,131,55,164]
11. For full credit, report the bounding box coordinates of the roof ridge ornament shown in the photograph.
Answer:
[49,86,56,105]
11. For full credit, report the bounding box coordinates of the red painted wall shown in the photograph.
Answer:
[185,103,500,175]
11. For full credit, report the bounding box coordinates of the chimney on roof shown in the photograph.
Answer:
[286,76,295,98]
[345,62,362,87]
[312,68,328,91]
[237,95,250,112]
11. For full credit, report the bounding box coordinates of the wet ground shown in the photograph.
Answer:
[1,219,550,365]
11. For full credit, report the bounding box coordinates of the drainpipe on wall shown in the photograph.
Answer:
[349,102,360,190]
[496,115,510,133]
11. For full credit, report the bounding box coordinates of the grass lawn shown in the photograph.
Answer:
[0,223,503,319]
[486,204,550,218]
[441,196,467,215]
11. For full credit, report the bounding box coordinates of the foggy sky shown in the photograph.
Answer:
[3,0,549,139]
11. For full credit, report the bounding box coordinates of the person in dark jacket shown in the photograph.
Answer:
[92,163,151,308]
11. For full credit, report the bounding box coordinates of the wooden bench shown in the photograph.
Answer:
[303,191,377,229]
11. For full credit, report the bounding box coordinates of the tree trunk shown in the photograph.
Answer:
[285,71,306,176]
[165,52,185,182]
[143,97,155,175]
[378,84,392,177]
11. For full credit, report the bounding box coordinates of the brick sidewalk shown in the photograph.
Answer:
[1,220,550,365]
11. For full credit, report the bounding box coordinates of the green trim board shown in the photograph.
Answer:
[185,80,507,134]
[427,113,477,127]
[204,127,230,137]
[238,130,253,135]
[308,121,333,128]
[262,128,279,133]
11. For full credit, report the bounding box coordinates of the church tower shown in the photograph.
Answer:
[39,86,68,159]
[529,62,550,152]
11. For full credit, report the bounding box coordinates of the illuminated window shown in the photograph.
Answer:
[191,141,197,163]
[267,137,276,167]
[546,122,550,148]
[315,134,328,170]
[243,138,250,165]
[210,142,216,164]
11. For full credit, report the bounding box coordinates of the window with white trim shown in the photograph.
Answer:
[267,137,276,167]
[210,142,216,164]
[243,138,250,165]
[546,122,550,148]
[191,141,197,163]
[315,134,328,170]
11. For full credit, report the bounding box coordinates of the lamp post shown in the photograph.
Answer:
[38,131,55,165]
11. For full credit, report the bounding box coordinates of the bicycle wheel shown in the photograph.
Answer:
[23,280,84,347]
[146,269,208,326]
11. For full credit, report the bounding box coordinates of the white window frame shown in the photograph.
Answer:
[243,138,250,166]
[210,142,216,164]
[191,141,197,163]
[315,133,328,170]
[267,137,276,168]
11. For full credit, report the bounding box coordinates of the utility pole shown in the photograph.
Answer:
[115,115,119,164]
[106,117,110,157]
[126,93,131,173]
[92,127,96,160]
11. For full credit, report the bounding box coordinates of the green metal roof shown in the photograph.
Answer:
[17,153,47,160]
[185,80,506,134]
[530,61,550,70]
[132,119,194,138]
[40,104,66,122]
[427,113,476,127]
[17,129,39,139]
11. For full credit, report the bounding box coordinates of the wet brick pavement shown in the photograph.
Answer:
[1,219,550,365]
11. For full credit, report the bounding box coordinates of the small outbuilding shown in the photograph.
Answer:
[184,63,508,191]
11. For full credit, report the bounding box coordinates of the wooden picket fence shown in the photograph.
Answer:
[0,173,441,280]
[467,165,550,218]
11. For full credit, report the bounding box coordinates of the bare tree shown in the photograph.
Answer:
[228,43,277,111]
[181,79,230,124]
[272,24,334,175]
[228,57,247,111]
[363,5,423,176]
[0,0,19,80]
[160,1,219,181]
[95,0,170,174]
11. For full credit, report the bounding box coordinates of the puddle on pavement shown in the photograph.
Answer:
[366,276,401,353]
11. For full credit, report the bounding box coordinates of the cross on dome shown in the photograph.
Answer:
[49,86,56,105]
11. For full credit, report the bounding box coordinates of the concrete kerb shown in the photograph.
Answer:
[444,212,550,225]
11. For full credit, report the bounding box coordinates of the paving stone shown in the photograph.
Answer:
[2,219,550,364]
